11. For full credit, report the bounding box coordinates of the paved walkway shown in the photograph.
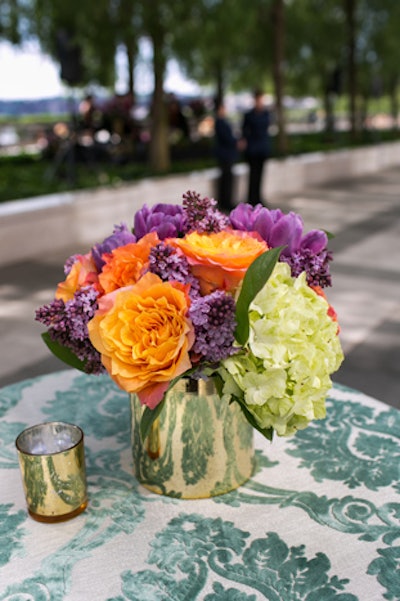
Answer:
[1,167,399,408]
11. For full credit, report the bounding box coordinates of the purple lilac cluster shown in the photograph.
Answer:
[230,203,332,288]
[148,242,201,299]
[64,254,79,276]
[35,287,105,374]
[189,291,236,363]
[282,248,333,287]
[132,192,229,240]
[182,190,229,234]
[91,223,136,271]
[134,203,185,240]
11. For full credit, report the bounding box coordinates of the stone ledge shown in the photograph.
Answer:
[1,140,400,266]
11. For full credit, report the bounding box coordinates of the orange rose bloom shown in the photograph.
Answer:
[99,232,159,294]
[56,253,98,302]
[170,230,268,294]
[88,272,194,409]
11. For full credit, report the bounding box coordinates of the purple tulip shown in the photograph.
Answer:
[270,212,303,256]
[230,203,304,254]
[91,223,136,271]
[300,229,328,254]
[230,203,264,230]
[134,203,185,240]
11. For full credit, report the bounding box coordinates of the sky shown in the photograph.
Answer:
[0,40,202,101]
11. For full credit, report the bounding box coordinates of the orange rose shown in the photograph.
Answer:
[56,253,99,302]
[88,272,194,409]
[170,230,268,294]
[98,232,159,294]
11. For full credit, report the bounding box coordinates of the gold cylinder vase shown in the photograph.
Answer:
[130,378,255,499]
[15,421,87,522]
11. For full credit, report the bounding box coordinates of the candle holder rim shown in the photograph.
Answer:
[15,420,84,456]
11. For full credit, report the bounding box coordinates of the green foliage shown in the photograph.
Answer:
[3,0,400,146]
[0,151,216,203]
[1,129,399,204]
[140,400,165,443]
[235,247,283,346]
[0,0,28,44]
[230,395,274,441]
[41,332,88,372]
[285,0,346,97]
[172,0,258,97]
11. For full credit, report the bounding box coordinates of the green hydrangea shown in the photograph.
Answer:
[222,263,344,437]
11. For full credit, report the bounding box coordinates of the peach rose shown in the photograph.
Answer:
[88,272,194,409]
[169,230,268,294]
[56,253,99,302]
[98,232,159,294]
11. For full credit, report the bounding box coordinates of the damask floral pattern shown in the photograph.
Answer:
[0,371,399,600]
[284,387,400,492]
[0,504,26,568]
[110,514,358,601]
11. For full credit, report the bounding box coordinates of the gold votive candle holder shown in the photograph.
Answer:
[15,421,87,522]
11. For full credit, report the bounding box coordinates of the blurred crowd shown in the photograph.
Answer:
[39,91,210,165]
[34,88,274,211]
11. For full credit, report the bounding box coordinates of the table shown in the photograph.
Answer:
[0,370,399,600]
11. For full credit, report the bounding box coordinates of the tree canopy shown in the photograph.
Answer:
[1,0,399,167]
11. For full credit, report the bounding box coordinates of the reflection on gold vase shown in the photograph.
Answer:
[130,379,255,499]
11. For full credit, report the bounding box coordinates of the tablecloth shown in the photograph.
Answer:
[0,369,399,600]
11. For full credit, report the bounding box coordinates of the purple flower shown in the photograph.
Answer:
[189,291,236,363]
[230,202,332,286]
[35,287,105,374]
[267,212,303,255]
[182,190,229,233]
[148,242,201,299]
[300,229,328,254]
[282,248,333,288]
[134,203,185,240]
[229,203,267,231]
[91,223,136,271]
[64,254,79,275]
[230,203,303,254]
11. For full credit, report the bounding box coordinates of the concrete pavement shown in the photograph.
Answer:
[0,166,399,408]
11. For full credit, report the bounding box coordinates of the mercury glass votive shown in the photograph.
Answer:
[15,421,87,522]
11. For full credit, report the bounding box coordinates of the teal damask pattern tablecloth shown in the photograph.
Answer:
[0,370,399,600]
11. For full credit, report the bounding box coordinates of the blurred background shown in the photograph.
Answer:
[1,0,399,201]
[1,1,399,408]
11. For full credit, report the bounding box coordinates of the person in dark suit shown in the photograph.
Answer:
[241,89,271,206]
[214,100,239,213]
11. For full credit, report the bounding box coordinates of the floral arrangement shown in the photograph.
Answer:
[36,191,343,441]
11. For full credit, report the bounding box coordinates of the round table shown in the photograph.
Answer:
[0,369,399,600]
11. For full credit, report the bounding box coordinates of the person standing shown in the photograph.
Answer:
[214,100,239,213]
[241,89,271,206]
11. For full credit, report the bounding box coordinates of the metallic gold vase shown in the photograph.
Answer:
[130,379,255,499]
[15,422,87,522]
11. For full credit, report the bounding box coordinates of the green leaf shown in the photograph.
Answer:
[231,395,274,442]
[323,229,335,240]
[140,399,165,442]
[41,332,88,372]
[211,373,224,398]
[138,368,197,441]
[234,247,283,346]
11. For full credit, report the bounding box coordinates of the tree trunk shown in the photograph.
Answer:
[271,0,288,155]
[125,42,135,98]
[361,94,369,130]
[323,89,335,139]
[389,76,399,129]
[149,30,170,172]
[345,0,359,141]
